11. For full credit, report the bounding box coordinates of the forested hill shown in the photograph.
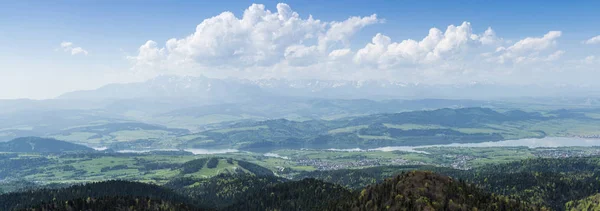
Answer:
[225,178,355,211]
[178,157,275,177]
[19,196,200,211]
[2,171,546,211]
[343,107,546,127]
[0,137,94,153]
[295,157,600,210]
[182,107,557,151]
[294,165,452,189]
[165,174,287,209]
[339,171,540,211]
[0,180,201,210]
[5,158,600,210]
[565,193,600,210]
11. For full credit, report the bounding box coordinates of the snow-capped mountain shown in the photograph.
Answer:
[58,75,600,101]
[58,75,266,102]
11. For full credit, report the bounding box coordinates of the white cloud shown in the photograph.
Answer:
[127,40,167,72]
[328,48,352,60]
[318,14,381,51]
[61,42,73,48]
[70,47,88,56]
[284,45,319,66]
[479,27,502,45]
[60,41,88,55]
[491,31,562,64]
[127,3,592,85]
[584,35,600,44]
[129,3,380,71]
[507,31,561,53]
[582,55,599,64]
[353,22,496,68]
[546,50,565,61]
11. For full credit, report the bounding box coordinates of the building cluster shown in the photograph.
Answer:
[533,149,600,158]
[295,158,382,171]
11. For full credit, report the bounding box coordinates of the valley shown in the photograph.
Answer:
[3,104,600,210]
[4,1,600,210]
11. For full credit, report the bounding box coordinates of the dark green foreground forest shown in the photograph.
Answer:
[3,156,600,210]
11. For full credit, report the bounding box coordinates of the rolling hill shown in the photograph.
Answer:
[0,137,94,153]
[0,180,202,211]
[180,107,553,151]
[339,171,539,211]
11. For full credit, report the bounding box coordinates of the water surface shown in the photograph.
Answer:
[350,137,600,153]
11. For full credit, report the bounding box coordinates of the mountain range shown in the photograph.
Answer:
[58,75,600,101]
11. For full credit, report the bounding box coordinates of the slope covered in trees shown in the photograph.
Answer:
[165,174,287,209]
[442,157,600,210]
[296,157,600,210]
[0,137,94,153]
[178,157,274,177]
[0,180,201,210]
[225,178,355,211]
[19,196,200,211]
[182,107,558,151]
[4,157,600,210]
[565,193,600,211]
[340,171,541,211]
[294,165,451,189]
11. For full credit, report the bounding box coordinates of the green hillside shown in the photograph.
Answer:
[0,180,202,211]
[0,137,94,153]
[295,157,600,210]
[340,171,539,211]
[182,107,569,151]
[20,196,201,211]
[565,194,600,211]
[178,157,274,178]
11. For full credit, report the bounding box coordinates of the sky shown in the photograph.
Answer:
[1,0,599,99]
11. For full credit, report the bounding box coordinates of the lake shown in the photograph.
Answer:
[106,137,600,155]
[112,148,239,155]
[371,137,600,153]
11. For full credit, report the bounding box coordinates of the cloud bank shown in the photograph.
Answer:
[128,3,597,85]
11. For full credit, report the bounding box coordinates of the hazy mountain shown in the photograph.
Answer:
[58,75,600,101]
[58,75,268,103]
[0,137,94,153]
[243,78,600,99]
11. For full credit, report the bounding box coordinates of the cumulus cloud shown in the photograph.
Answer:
[584,35,600,44]
[284,45,319,66]
[129,3,380,70]
[478,27,502,45]
[60,42,72,48]
[353,22,498,68]
[490,31,562,64]
[318,14,381,51]
[546,50,565,61]
[127,40,166,70]
[60,41,88,55]
[507,31,561,52]
[127,3,588,84]
[328,48,352,60]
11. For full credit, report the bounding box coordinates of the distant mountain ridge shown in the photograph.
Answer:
[57,75,600,101]
[58,75,267,103]
[0,137,94,153]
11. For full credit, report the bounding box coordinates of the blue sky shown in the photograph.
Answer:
[1,0,599,99]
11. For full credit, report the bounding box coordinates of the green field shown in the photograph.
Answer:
[3,145,600,190]
[328,125,368,134]
[211,125,268,133]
